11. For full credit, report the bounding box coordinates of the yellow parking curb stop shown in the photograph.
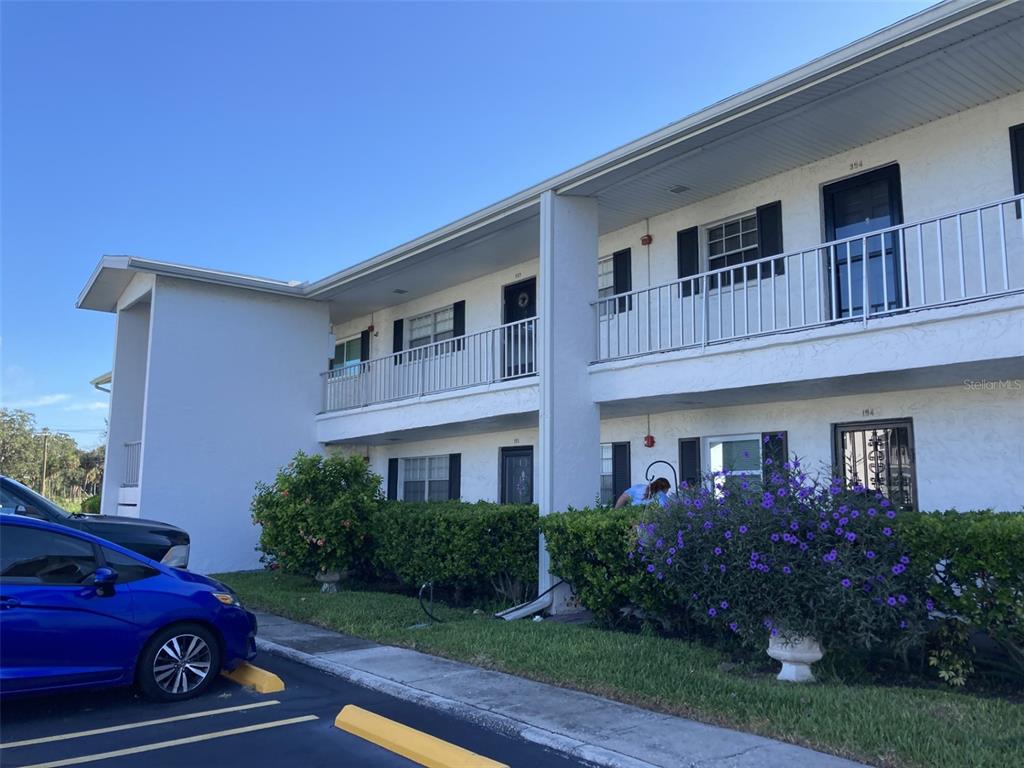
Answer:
[221,662,285,693]
[335,705,508,768]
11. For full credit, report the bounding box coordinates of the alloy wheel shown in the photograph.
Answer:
[152,633,212,694]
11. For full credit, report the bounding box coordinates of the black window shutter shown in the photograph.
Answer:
[392,319,404,364]
[679,437,701,488]
[612,248,632,312]
[387,458,399,501]
[359,330,370,362]
[452,301,466,336]
[756,201,785,278]
[452,301,466,350]
[677,227,700,297]
[611,442,631,498]
[448,453,461,500]
[761,431,789,485]
[1011,123,1024,218]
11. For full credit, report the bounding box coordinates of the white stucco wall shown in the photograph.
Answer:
[100,298,151,517]
[137,277,329,573]
[596,91,1024,290]
[600,384,1024,512]
[331,257,539,361]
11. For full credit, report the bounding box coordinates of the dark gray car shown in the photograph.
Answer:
[0,476,190,567]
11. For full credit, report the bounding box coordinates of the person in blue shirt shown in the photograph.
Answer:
[615,477,671,509]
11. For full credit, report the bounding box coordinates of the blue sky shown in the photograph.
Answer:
[1,0,929,448]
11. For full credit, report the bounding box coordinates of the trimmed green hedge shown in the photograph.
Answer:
[900,510,1024,679]
[371,501,538,602]
[80,494,101,515]
[540,507,683,630]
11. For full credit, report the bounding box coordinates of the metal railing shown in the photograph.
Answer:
[594,194,1024,362]
[122,441,141,487]
[322,316,537,412]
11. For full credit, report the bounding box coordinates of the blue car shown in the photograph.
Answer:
[0,515,257,701]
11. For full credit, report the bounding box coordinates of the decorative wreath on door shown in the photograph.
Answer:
[516,291,530,308]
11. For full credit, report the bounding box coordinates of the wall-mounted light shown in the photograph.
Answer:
[640,234,653,246]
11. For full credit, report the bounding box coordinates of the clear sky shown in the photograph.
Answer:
[1,0,930,447]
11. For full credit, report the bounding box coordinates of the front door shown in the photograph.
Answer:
[500,447,534,504]
[823,165,904,318]
[501,278,536,378]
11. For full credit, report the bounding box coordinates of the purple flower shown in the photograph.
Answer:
[883,527,893,537]
[628,552,635,559]
[656,572,664,580]
[719,564,727,573]
[724,530,733,540]
[708,607,718,617]
[881,499,891,508]
[926,598,935,612]
[867,508,877,517]
[846,532,857,542]
[720,600,729,609]
[820,522,830,530]
[892,564,905,575]
[899,620,908,629]
[841,578,852,588]
[799,542,809,551]
[782,566,792,575]
[739,525,748,534]
[729,622,739,632]
[714,547,723,556]
[666,557,673,565]
[750,552,760,561]
[647,564,655,573]
[764,619,773,629]
[806,532,815,540]
[865,550,876,559]
[850,510,860,519]
[839,517,849,526]
[834,528,844,536]
[897,594,908,604]
[900,555,910,565]
[886,596,897,606]
[790,521,799,531]
[703,520,713,530]
[770,533,780,542]
[771,628,779,637]
[832,512,841,520]
[655,538,664,549]
[886,509,897,519]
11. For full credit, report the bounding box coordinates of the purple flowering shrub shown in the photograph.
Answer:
[635,457,927,653]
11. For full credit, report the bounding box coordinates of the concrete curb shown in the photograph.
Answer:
[257,637,655,768]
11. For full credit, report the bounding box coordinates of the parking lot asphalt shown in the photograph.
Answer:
[0,652,590,768]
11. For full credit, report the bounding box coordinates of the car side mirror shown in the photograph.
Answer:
[93,566,119,597]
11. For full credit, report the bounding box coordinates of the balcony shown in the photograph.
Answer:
[594,195,1024,362]
[322,317,537,412]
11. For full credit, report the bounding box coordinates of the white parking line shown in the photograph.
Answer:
[19,715,318,768]
[0,700,281,750]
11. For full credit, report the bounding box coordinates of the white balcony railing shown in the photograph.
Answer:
[594,195,1024,362]
[122,441,141,487]
[322,316,537,412]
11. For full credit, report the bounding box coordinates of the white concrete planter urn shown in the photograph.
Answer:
[315,570,343,593]
[766,632,824,683]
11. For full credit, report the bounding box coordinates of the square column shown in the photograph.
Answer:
[537,190,601,608]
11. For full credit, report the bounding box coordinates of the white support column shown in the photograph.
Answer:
[538,190,601,612]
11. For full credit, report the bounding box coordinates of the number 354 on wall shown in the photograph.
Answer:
[849,160,864,171]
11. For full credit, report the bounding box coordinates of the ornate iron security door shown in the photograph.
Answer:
[833,419,916,511]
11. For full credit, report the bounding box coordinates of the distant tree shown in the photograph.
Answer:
[0,409,39,484]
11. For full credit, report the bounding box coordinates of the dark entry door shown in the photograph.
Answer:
[501,278,536,378]
[500,447,533,504]
[823,165,904,318]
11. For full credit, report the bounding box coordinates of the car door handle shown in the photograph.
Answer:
[0,596,21,610]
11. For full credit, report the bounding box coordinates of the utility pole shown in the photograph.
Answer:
[40,428,50,497]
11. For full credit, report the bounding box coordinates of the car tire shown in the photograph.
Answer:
[137,623,221,701]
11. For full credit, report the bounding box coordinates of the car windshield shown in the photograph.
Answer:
[3,478,71,520]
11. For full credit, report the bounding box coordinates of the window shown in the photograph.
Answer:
[600,443,615,504]
[0,526,97,584]
[833,420,916,511]
[332,336,362,371]
[400,456,449,501]
[1011,123,1024,217]
[597,257,615,299]
[706,213,759,287]
[101,546,158,583]
[705,434,761,494]
[408,307,454,349]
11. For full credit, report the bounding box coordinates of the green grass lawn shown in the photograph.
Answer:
[216,570,1022,768]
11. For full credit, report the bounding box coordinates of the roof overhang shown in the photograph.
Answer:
[76,255,306,313]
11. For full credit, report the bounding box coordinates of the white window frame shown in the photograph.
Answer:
[597,256,615,299]
[398,455,449,502]
[704,211,759,285]
[703,433,762,486]
[406,305,455,357]
[600,442,615,505]
[332,335,362,372]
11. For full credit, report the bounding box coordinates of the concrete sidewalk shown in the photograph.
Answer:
[254,611,865,768]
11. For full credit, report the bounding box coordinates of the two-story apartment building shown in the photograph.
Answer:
[79,0,1024,575]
